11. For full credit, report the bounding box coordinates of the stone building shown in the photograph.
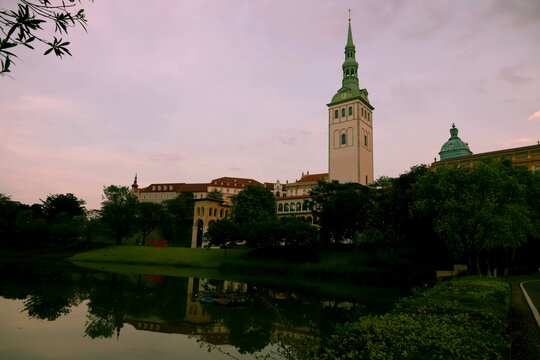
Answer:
[431,124,540,171]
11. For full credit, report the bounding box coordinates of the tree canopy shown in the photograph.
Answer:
[100,185,138,245]
[230,185,276,226]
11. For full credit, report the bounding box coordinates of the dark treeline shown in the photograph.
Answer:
[0,186,195,252]
[206,160,540,276]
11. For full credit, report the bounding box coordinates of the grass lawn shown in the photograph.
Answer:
[69,246,251,268]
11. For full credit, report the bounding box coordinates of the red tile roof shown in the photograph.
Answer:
[139,183,209,193]
[295,173,328,183]
[276,195,312,200]
[210,176,263,189]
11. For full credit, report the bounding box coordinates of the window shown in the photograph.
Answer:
[341,133,347,145]
[366,176,368,184]
[361,108,364,117]
[348,106,352,115]
[364,134,368,146]
[341,108,345,117]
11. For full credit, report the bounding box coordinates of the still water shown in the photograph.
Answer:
[0,261,405,359]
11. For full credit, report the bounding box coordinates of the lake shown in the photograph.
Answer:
[0,260,407,359]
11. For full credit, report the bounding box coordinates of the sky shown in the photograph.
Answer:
[1,0,539,209]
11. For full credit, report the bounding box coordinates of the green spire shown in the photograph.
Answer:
[342,18,359,89]
[328,15,372,109]
[346,21,354,48]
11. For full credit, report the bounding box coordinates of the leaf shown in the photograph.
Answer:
[44,48,53,55]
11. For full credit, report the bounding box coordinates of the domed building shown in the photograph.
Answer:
[438,124,472,161]
[431,125,540,171]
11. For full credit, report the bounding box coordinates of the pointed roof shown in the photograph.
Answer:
[328,17,373,109]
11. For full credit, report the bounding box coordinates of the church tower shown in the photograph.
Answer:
[328,16,374,185]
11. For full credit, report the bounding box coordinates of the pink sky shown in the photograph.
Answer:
[1,0,539,209]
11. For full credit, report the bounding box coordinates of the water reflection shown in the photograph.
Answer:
[0,261,404,358]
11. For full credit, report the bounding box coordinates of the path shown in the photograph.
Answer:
[511,281,540,360]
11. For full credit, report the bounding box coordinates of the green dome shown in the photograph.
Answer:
[439,124,472,160]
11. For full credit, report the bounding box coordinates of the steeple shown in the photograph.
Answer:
[328,13,372,108]
[342,17,359,90]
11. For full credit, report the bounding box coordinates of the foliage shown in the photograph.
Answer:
[48,211,84,249]
[0,193,20,243]
[41,192,86,222]
[100,185,138,245]
[204,218,241,248]
[412,160,532,275]
[0,0,90,75]
[137,202,165,245]
[310,181,371,244]
[14,208,49,248]
[161,192,194,247]
[304,278,511,360]
[231,185,276,226]
[207,188,224,201]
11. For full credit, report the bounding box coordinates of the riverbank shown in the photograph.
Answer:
[69,245,423,285]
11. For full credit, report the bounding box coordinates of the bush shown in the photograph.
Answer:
[303,278,510,360]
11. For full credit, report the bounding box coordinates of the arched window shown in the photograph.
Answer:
[334,109,338,119]
[284,204,289,212]
[290,203,295,211]
[348,106,352,115]
[220,209,223,217]
[296,202,301,211]
[364,134,368,146]
[276,191,281,197]
[303,202,308,211]
[341,133,347,145]
[202,207,205,216]
[341,108,345,117]
[278,203,283,212]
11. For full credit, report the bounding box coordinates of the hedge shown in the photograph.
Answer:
[302,278,510,360]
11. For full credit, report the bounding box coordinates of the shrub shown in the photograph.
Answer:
[303,278,510,360]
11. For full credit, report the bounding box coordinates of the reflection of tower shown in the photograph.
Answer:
[328,16,374,185]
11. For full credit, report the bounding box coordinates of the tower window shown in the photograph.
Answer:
[341,108,345,117]
[364,134,368,146]
[348,106,352,115]
[366,176,368,184]
[334,110,338,119]
[341,133,347,145]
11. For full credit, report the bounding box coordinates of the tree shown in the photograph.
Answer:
[230,185,276,226]
[100,185,138,245]
[0,0,90,74]
[137,202,165,245]
[203,218,241,251]
[161,192,194,247]
[413,161,531,276]
[0,193,19,243]
[310,181,371,244]
[41,193,86,222]
[207,188,224,201]
[48,211,84,249]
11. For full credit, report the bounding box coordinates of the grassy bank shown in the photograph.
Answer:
[303,277,511,360]
[69,245,421,285]
[69,246,251,268]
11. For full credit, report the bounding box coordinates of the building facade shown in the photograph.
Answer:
[328,19,374,185]
[431,124,540,171]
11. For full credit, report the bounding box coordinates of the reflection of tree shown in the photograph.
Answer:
[23,293,73,321]
[84,274,125,339]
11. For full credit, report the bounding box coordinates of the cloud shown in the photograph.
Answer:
[527,110,540,122]
[499,67,534,85]
[502,138,535,147]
